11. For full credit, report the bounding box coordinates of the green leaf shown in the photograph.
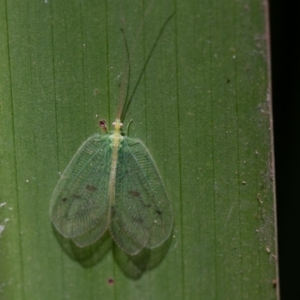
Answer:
[0,0,277,299]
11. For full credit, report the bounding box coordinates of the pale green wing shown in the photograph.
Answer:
[50,134,112,247]
[110,137,173,255]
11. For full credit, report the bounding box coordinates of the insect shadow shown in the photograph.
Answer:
[52,225,112,266]
[113,230,173,279]
[52,224,173,278]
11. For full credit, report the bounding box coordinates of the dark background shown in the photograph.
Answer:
[270,0,300,298]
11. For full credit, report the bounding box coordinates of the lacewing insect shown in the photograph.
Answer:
[50,13,174,255]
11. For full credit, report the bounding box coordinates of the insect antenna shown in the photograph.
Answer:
[119,11,175,123]
[116,0,157,121]
[116,28,131,121]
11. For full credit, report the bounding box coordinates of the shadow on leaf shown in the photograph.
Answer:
[52,225,172,277]
[52,225,112,267]
[113,232,173,279]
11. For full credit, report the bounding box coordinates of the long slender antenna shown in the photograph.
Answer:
[116,0,156,120]
[116,28,131,120]
[120,11,175,122]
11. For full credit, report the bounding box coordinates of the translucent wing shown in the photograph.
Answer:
[110,137,173,255]
[50,134,112,247]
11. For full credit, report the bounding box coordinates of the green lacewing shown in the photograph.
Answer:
[50,13,173,255]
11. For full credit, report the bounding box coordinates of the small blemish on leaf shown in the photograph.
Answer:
[107,278,115,285]
[99,120,108,133]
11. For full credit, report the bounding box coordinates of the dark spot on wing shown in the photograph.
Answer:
[133,216,143,224]
[128,190,140,197]
[62,198,68,202]
[107,278,115,285]
[142,202,151,208]
[156,209,162,216]
[86,184,97,192]
[227,79,230,83]
[111,205,116,216]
